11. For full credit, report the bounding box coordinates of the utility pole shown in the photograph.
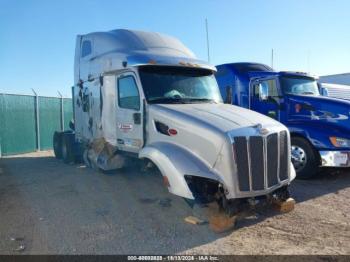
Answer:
[271,49,274,69]
[205,18,210,63]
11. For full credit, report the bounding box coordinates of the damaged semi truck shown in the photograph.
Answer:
[53,29,295,215]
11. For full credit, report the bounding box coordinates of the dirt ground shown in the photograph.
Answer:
[0,151,349,255]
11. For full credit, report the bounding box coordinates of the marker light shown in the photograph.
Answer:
[168,129,178,136]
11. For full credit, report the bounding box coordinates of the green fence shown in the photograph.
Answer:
[0,93,73,156]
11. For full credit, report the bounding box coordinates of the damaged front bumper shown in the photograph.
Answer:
[320,150,350,167]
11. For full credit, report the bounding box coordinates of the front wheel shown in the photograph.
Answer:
[291,137,319,179]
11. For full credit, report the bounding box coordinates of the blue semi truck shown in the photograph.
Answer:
[215,62,350,178]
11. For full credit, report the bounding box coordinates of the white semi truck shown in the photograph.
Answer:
[53,29,295,215]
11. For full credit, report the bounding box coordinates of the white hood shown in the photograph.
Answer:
[152,103,282,133]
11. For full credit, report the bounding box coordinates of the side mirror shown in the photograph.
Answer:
[319,87,329,96]
[225,86,233,104]
[259,83,269,101]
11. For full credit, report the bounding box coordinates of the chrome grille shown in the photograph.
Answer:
[233,131,290,192]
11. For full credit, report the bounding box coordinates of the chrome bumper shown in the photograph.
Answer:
[320,151,350,167]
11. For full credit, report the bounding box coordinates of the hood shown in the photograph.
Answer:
[287,94,350,132]
[151,103,283,133]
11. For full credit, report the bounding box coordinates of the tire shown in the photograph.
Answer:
[61,134,75,164]
[291,137,319,179]
[53,132,63,159]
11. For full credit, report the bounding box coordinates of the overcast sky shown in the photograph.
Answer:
[1,0,349,96]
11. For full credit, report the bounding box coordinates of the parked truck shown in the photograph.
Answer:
[53,30,295,215]
[215,62,350,178]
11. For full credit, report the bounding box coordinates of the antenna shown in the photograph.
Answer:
[205,18,210,63]
[271,49,274,69]
[307,50,311,74]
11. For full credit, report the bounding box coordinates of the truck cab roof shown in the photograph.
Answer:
[217,62,317,80]
[75,29,215,83]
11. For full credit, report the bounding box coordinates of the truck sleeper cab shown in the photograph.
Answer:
[54,31,295,213]
[215,63,350,178]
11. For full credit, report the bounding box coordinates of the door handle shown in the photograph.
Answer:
[133,113,141,125]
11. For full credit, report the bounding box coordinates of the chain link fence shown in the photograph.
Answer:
[0,92,73,156]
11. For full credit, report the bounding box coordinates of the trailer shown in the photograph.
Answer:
[319,82,350,101]
[53,30,295,217]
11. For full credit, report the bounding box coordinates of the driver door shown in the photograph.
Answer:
[115,72,144,153]
[250,78,281,120]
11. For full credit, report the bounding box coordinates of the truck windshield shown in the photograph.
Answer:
[138,66,223,104]
[280,76,320,96]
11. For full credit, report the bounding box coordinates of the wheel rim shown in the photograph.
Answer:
[291,145,307,172]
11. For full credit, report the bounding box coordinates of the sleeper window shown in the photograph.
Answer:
[118,76,140,110]
[81,41,92,57]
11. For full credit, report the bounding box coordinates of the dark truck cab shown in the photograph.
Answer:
[216,62,350,178]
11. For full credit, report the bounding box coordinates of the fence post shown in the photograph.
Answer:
[31,89,40,151]
[58,91,64,131]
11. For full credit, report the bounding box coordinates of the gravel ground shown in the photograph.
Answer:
[0,151,349,255]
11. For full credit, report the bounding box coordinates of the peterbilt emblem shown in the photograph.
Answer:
[254,124,269,135]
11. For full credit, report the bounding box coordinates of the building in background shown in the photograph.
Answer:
[319,73,350,86]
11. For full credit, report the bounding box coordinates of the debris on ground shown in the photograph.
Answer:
[10,237,26,252]
[184,216,206,225]
[1,151,350,254]
[205,203,237,233]
[10,237,24,242]
[273,197,296,213]
[14,244,25,252]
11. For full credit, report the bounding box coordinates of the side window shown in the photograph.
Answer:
[118,76,140,110]
[81,40,92,57]
[254,79,278,101]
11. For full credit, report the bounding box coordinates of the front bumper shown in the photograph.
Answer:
[320,151,350,167]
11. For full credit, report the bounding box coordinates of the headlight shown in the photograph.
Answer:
[329,137,350,147]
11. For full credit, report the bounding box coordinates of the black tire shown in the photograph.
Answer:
[291,137,319,179]
[53,132,63,159]
[61,134,75,164]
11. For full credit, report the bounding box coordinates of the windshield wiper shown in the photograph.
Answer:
[148,97,186,104]
[301,91,315,95]
[185,98,217,103]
